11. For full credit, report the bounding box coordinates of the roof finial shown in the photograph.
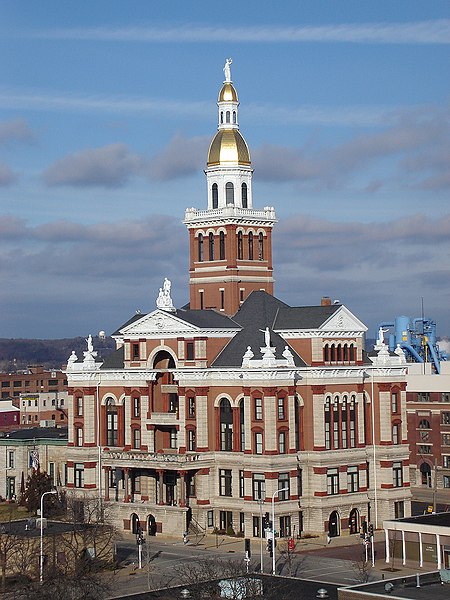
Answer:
[223,58,232,83]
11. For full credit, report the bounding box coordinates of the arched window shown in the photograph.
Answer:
[343,344,349,361]
[248,232,253,260]
[212,183,218,209]
[418,419,431,429]
[324,344,330,362]
[350,395,356,448]
[220,399,233,451]
[106,398,118,447]
[209,232,214,261]
[220,112,224,124]
[241,183,248,208]
[226,111,230,123]
[233,111,237,124]
[294,396,301,451]
[330,344,336,362]
[324,396,331,450]
[219,231,225,260]
[341,396,348,449]
[349,344,355,362]
[258,232,264,260]
[239,400,245,452]
[337,344,342,362]
[333,396,340,449]
[198,233,203,262]
[237,231,243,260]
[226,182,234,205]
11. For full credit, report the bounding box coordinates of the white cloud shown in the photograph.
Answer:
[0,118,34,144]
[0,163,17,186]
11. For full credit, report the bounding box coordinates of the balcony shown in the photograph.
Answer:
[102,449,206,469]
[148,411,178,426]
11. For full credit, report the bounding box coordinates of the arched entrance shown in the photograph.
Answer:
[148,514,157,536]
[328,511,340,537]
[131,513,140,534]
[420,462,432,487]
[349,508,359,535]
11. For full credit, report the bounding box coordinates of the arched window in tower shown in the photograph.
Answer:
[225,182,234,205]
[258,232,264,260]
[241,183,248,208]
[233,111,237,124]
[220,111,224,124]
[209,232,214,261]
[220,398,233,451]
[212,183,218,209]
[198,234,204,262]
[237,231,243,260]
[219,231,225,260]
[248,232,254,260]
[226,111,231,123]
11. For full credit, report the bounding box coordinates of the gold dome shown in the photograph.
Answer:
[207,129,251,166]
[218,82,238,103]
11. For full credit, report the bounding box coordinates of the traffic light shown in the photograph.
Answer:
[368,524,374,537]
[264,512,270,530]
[245,538,251,558]
[267,537,273,557]
[362,520,367,534]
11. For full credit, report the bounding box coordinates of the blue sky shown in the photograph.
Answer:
[0,1,449,341]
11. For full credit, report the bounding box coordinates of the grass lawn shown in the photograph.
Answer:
[0,502,30,522]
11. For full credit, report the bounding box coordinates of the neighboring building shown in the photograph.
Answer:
[19,390,68,427]
[65,63,410,539]
[406,362,450,490]
[0,400,20,431]
[0,427,68,500]
[0,365,67,399]
[339,572,449,600]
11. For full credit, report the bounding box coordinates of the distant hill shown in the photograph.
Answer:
[0,336,116,372]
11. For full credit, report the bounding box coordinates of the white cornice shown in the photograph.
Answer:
[278,330,365,338]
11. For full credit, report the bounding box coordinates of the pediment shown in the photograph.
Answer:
[118,310,201,337]
[320,306,367,333]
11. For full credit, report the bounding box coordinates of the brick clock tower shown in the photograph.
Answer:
[184,60,277,316]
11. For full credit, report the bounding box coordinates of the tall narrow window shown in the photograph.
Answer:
[76,396,83,417]
[220,289,225,310]
[198,234,204,262]
[106,400,118,447]
[133,397,140,418]
[226,111,230,123]
[255,431,263,454]
[350,396,356,448]
[132,343,140,360]
[220,112,224,124]
[239,400,245,451]
[248,232,253,260]
[212,183,218,209]
[219,231,225,260]
[241,183,248,208]
[233,111,237,124]
[188,429,196,451]
[199,290,204,310]
[132,428,141,449]
[333,396,340,449]
[209,232,214,261]
[226,182,234,205]
[258,233,264,260]
[325,396,331,450]
[341,397,348,449]
[186,342,195,361]
[220,399,233,451]
[237,231,243,259]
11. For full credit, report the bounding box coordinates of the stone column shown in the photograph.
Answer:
[104,467,110,501]
[178,471,186,507]
[157,469,165,505]
[124,468,129,503]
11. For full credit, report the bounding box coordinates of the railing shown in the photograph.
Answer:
[103,450,201,464]
[147,411,178,425]
[184,206,276,222]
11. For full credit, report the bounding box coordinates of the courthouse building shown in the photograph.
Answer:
[65,63,411,538]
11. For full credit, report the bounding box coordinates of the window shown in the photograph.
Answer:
[132,428,141,449]
[341,397,348,449]
[188,397,195,418]
[225,182,234,204]
[237,231,243,259]
[187,429,196,451]
[333,397,340,449]
[207,510,214,528]
[278,473,290,501]
[418,419,431,429]
[278,431,286,454]
[394,501,405,519]
[74,463,84,488]
[13,381,21,388]
[241,183,248,208]
[186,342,195,361]
[327,468,339,495]
[442,393,450,402]
[254,432,263,455]
[170,429,177,449]
[443,455,450,468]
[48,462,55,486]
[391,392,398,414]
[442,412,450,425]
[297,469,303,497]
[248,232,253,260]
[418,392,430,402]
[199,290,204,310]
[220,399,233,451]
[133,397,140,418]
[226,111,230,123]
[239,470,245,498]
[239,401,245,452]
[252,473,265,500]
[392,423,400,445]
[219,231,225,260]
[258,233,264,260]
[198,234,204,262]
[209,232,214,261]
[76,426,83,447]
[393,462,403,487]
[444,476,450,488]
[106,403,118,447]
[220,289,225,310]
[277,397,286,420]
[212,183,218,209]
[324,396,331,450]
[418,445,432,454]
[132,343,139,360]
[443,434,450,446]
[347,466,359,493]
[8,451,14,469]
[219,469,232,497]
[240,289,245,303]
[254,398,263,420]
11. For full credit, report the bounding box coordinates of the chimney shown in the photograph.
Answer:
[321,296,332,306]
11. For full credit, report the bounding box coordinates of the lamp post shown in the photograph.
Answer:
[257,498,265,573]
[272,487,288,575]
[40,489,57,583]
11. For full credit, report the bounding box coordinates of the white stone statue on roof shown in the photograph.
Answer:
[260,327,271,349]
[282,345,295,366]
[86,334,94,354]
[156,277,175,312]
[223,58,232,82]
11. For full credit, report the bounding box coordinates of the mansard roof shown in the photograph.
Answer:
[274,304,340,329]
[173,308,239,329]
[100,345,125,369]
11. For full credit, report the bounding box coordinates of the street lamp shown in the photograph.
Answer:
[272,487,289,575]
[40,489,57,583]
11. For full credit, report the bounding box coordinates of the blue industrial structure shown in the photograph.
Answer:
[377,316,448,374]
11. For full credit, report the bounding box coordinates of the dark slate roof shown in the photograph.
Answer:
[174,308,239,329]
[0,427,68,441]
[100,345,125,370]
[212,291,306,367]
[111,313,147,336]
[396,512,450,527]
[273,304,340,330]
